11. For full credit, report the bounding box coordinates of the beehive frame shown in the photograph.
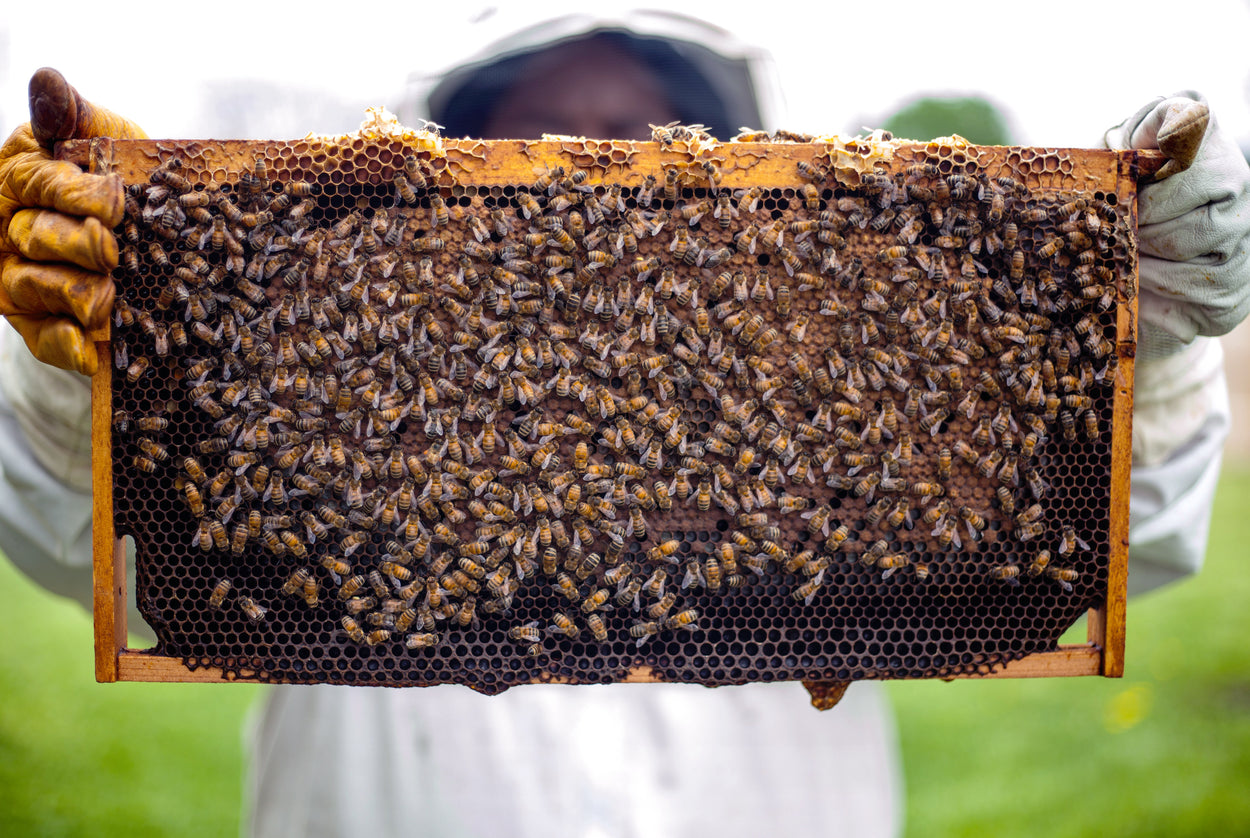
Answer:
[64,132,1158,695]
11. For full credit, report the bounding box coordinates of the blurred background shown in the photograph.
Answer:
[3,1,1250,834]
[5,1,1250,145]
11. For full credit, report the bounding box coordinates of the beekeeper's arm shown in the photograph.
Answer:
[0,69,147,626]
[1104,93,1250,594]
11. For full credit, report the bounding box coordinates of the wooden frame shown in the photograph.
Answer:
[67,136,1159,687]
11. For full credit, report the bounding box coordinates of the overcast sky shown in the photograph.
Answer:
[3,0,1248,148]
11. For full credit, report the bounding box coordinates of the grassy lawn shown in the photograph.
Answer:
[891,465,1250,837]
[2,468,1249,836]
[0,562,259,836]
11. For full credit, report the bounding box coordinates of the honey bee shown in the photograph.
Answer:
[854,472,882,501]
[339,616,367,644]
[876,245,908,263]
[990,564,1022,587]
[1083,410,1101,441]
[510,190,544,220]
[910,482,945,502]
[748,220,782,255]
[1059,526,1090,558]
[1016,521,1046,542]
[406,632,440,650]
[1026,549,1053,578]
[886,499,912,531]
[630,562,667,602]
[995,486,1016,517]
[1007,248,1026,281]
[605,571,641,609]
[919,408,949,438]
[229,521,251,556]
[178,460,207,492]
[877,553,911,580]
[742,267,775,305]
[863,497,892,528]
[208,578,232,609]
[1059,410,1077,442]
[664,609,699,632]
[733,446,756,475]
[239,596,267,623]
[507,621,542,645]
[450,597,477,628]
[629,620,661,647]
[972,417,996,449]
[551,571,581,603]
[1047,566,1079,592]
[637,540,680,570]
[125,355,151,383]
[362,628,391,647]
[638,588,675,621]
[852,539,887,569]
[549,611,581,640]
[959,506,988,541]
[693,479,712,512]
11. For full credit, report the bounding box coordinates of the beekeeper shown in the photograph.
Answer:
[0,11,1246,837]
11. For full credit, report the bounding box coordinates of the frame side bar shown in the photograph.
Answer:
[1101,150,1142,678]
[92,338,124,681]
[87,137,124,682]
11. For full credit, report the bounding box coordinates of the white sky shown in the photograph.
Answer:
[3,0,1249,148]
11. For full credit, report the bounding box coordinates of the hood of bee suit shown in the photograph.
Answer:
[399,10,785,140]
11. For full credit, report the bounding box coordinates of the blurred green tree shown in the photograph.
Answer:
[882,96,1014,145]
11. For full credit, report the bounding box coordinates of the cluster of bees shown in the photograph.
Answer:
[111,132,1123,674]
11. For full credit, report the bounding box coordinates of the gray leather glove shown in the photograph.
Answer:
[1104,91,1250,361]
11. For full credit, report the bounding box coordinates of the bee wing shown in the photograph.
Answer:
[803,582,822,606]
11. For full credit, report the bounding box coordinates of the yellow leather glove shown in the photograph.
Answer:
[0,68,147,375]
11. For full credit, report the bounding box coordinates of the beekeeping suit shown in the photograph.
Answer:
[0,11,1246,838]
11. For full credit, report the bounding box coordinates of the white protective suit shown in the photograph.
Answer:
[2,10,1248,836]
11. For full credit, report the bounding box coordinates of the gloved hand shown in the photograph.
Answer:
[1104,91,1250,362]
[1106,94,1247,591]
[0,68,146,375]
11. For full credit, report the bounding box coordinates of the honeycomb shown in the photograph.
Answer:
[94,126,1135,692]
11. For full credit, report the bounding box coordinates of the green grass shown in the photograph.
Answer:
[4,469,1250,836]
[0,561,259,837]
[891,465,1250,837]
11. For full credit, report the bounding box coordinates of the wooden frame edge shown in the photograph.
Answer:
[88,137,124,683]
[92,347,124,682]
[113,643,1101,684]
[1099,154,1142,679]
[1105,306,1135,675]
